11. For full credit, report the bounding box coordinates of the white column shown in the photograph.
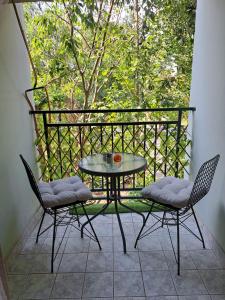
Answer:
[190,0,225,249]
[0,4,39,256]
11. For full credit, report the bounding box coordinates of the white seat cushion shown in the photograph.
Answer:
[141,176,193,208]
[38,176,92,208]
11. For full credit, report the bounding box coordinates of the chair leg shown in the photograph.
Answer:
[177,211,180,276]
[81,202,109,238]
[134,202,154,248]
[36,211,45,244]
[51,210,57,273]
[191,207,205,249]
[74,206,81,227]
[82,203,102,250]
[162,211,166,228]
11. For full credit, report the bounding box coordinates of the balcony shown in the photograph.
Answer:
[1,1,225,299]
[6,107,225,299]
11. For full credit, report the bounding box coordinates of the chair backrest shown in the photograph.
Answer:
[19,155,45,209]
[187,154,220,209]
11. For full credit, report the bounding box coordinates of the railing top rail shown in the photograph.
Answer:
[30,107,196,115]
[47,120,179,127]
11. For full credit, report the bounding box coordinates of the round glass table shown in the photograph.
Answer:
[79,153,147,253]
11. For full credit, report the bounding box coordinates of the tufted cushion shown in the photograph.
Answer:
[141,176,193,208]
[38,176,92,208]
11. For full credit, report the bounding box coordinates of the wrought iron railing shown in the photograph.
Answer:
[30,107,195,192]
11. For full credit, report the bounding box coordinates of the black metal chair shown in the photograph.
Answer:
[20,154,101,272]
[135,154,220,275]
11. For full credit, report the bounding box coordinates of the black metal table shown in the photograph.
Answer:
[78,153,147,253]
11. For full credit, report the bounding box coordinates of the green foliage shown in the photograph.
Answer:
[24,0,196,112]
[26,1,194,186]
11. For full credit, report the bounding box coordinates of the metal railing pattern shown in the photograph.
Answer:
[30,107,195,192]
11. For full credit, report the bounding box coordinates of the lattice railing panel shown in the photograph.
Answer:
[33,109,194,191]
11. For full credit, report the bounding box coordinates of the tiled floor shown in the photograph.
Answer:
[6,212,225,300]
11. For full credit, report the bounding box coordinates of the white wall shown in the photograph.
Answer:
[190,0,225,249]
[0,4,39,257]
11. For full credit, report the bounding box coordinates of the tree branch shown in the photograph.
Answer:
[87,0,116,94]
[88,0,104,59]
[62,0,88,103]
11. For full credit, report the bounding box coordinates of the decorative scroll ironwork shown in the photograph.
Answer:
[30,108,195,191]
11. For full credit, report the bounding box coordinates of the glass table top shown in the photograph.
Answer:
[79,153,147,177]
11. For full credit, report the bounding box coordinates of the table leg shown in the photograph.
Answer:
[106,176,110,204]
[113,176,127,253]
[81,201,110,238]
[118,198,146,224]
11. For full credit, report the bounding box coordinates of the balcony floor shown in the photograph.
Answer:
[6,212,225,300]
